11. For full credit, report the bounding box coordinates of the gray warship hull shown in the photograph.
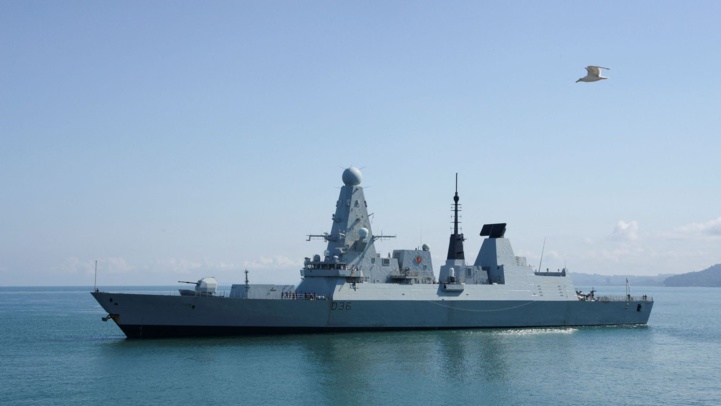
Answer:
[92,289,652,339]
[92,167,653,339]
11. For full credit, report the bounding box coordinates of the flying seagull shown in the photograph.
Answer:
[576,66,610,83]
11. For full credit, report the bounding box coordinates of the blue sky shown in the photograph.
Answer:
[2,1,719,286]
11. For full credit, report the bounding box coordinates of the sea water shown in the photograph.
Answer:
[1,286,719,405]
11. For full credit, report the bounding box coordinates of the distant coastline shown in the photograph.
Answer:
[663,264,721,287]
[2,264,720,288]
[572,264,721,287]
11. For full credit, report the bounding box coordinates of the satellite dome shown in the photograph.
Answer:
[358,227,369,240]
[422,244,430,251]
[342,167,362,186]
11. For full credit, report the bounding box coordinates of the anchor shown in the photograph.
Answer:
[102,313,119,322]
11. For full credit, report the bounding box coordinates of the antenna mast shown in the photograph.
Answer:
[453,174,459,235]
[446,173,465,260]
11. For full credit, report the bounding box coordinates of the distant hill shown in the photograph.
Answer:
[570,264,721,287]
[663,264,721,287]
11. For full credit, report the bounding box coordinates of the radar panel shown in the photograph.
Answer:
[480,223,506,238]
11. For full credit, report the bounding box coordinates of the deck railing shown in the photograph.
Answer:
[280,292,328,300]
[596,295,653,302]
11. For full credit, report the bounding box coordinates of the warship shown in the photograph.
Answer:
[92,167,653,338]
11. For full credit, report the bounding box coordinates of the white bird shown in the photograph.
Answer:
[576,66,610,83]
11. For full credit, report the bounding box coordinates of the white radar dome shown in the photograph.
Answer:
[358,227,369,240]
[342,167,363,186]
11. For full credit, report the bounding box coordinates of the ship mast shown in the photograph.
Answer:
[446,173,465,260]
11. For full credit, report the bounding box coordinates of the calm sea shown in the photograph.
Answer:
[1,286,719,405]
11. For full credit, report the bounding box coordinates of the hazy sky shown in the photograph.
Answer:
[2,1,719,286]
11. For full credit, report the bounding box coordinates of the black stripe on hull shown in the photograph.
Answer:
[117,323,648,339]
